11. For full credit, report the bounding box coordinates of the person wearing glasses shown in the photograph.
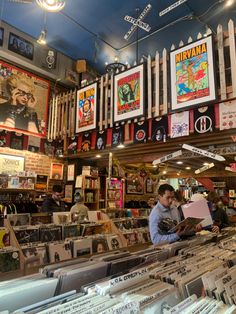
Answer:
[0,74,40,133]
[42,185,66,213]
[149,184,201,245]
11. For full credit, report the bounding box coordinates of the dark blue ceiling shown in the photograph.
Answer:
[1,0,236,74]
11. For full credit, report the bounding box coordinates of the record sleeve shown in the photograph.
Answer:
[21,243,48,267]
[92,237,109,254]
[63,224,80,239]
[73,238,92,257]
[48,241,72,263]
[0,247,20,273]
[52,212,71,225]
[7,213,30,226]
[169,217,204,232]
[0,227,10,248]
[105,234,123,251]
[39,225,62,242]
[14,226,40,244]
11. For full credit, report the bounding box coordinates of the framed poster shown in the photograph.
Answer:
[8,32,34,60]
[0,154,24,175]
[50,163,64,180]
[0,27,4,46]
[0,60,50,137]
[170,36,216,111]
[126,173,144,195]
[114,64,144,123]
[76,82,97,133]
[67,164,75,181]
[64,184,73,203]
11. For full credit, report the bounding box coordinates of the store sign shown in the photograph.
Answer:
[152,150,182,165]
[195,163,214,174]
[182,144,225,161]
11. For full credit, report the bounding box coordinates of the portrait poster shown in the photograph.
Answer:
[0,60,50,137]
[76,82,97,133]
[170,36,216,111]
[114,64,144,123]
[0,28,4,46]
[50,163,64,180]
[8,32,34,61]
[0,154,24,175]
[126,173,144,195]
[67,164,75,181]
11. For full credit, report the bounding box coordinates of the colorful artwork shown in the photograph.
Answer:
[126,173,144,194]
[0,60,49,137]
[50,163,64,180]
[76,82,97,133]
[170,36,216,111]
[114,64,144,123]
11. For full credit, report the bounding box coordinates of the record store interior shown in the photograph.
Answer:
[3,0,236,313]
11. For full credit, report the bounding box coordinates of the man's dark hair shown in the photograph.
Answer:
[52,185,63,193]
[158,184,174,196]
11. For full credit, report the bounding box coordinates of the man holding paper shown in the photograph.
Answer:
[149,184,201,245]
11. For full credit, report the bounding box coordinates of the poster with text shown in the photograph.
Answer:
[50,163,64,180]
[170,36,216,111]
[114,64,144,123]
[0,60,49,137]
[76,82,97,133]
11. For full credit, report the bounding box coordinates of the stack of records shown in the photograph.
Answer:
[73,237,92,257]
[62,223,80,239]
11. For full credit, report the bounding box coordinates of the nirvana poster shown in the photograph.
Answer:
[114,64,144,123]
[76,82,97,133]
[170,36,216,111]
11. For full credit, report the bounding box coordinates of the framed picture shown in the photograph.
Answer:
[0,27,4,46]
[0,60,50,137]
[8,32,34,60]
[67,164,75,181]
[76,82,97,133]
[114,64,144,123]
[170,36,216,111]
[0,154,24,175]
[126,173,144,195]
[146,177,154,194]
[64,184,73,203]
[50,163,64,180]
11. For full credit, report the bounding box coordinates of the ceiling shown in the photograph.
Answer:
[1,0,236,74]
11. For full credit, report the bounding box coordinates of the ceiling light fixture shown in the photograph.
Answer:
[226,0,234,7]
[176,161,183,164]
[95,154,101,158]
[36,0,66,12]
[37,29,47,45]
[105,56,125,74]
[185,166,191,170]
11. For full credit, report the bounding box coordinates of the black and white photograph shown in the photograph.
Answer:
[8,32,34,60]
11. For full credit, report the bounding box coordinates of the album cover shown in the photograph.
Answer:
[80,223,102,237]
[21,243,48,267]
[73,238,92,257]
[106,234,123,251]
[63,224,80,239]
[39,225,62,242]
[133,120,148,144]
[109,255,144,276]
[0,227,10,248]
[7,213,30,226]
[10,133,24,150]
[95,130,106,150]
[14,226,40,244]
[48,241,72,263]
[123,232,139,246]
[185,276,204,298]
[169,217,204,232]
[92,237,109,254]
[52,212,72,225]
[0,248,20,273]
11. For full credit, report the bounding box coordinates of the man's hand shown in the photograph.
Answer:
[194,223,202,232]
[212,225,220,234]
[176,224,193,237]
